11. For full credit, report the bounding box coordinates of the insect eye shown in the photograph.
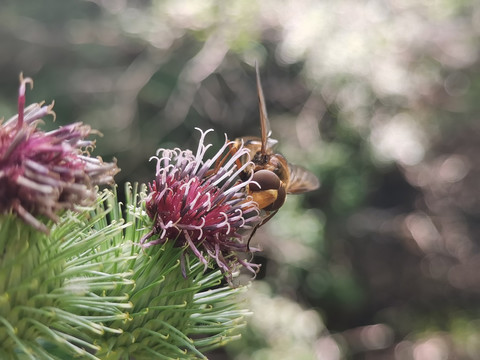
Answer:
[250,169,280,191]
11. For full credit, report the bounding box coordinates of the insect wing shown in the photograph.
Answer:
[287,163,320,194]
[255,63,271,154]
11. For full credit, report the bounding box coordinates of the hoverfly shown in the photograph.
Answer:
[233,64,320,245]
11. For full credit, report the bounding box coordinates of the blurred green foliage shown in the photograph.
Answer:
[2,0,480,358]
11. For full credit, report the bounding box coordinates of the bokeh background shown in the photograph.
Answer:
[2,0,480,359]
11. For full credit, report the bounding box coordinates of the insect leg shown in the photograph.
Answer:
[205,143,237,177]
[247,210,278,251]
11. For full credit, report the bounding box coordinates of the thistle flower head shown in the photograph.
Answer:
[141,128,261,283]
[0,74,119,233]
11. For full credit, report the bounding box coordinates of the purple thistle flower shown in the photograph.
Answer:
[0,74,119,233]
[141,128,261,283]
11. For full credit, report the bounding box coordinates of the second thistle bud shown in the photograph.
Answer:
[0,74,119,233]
